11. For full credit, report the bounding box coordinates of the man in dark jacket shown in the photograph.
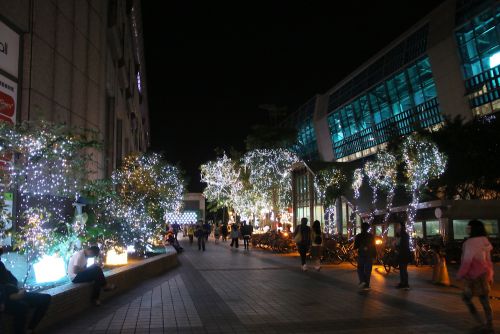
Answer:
[202,221,211,241]
[241,221,253,250]
[396,221,412,290]
[195,224,206,251]
[354,222,376,290]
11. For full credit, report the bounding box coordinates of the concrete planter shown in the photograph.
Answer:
[3,249,178,333]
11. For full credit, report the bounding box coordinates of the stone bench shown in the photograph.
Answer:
[2,248,178,333]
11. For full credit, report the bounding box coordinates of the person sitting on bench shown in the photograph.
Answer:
[67,246,116,306]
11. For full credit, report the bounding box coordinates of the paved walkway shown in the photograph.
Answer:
[45,237,500,333]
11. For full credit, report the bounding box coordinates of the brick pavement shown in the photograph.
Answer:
[44,237,500,333]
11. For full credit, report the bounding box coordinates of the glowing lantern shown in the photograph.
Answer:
[33,255,66,283]
[106,249,128,265]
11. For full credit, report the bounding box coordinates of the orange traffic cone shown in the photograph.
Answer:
[433,252,450,286]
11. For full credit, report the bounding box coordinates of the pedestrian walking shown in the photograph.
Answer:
[203,221,211,241]
[187,224,194,245]
[221,224,228,242]
[310,220,324,271]
[172,221,180,240]
[294,217,311,271]
[396,221,412,290]
[242,221,253,250]
[354,222,376,290]
[195,224,205,251]
[230,223,239,248]
[214,223,221,244]
[457,220,494,333]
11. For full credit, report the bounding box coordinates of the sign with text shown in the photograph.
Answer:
[0,73,16,167]
[0,20,19,79]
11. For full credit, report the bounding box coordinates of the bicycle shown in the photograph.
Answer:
[414,239,435,267]
[380,247,399,273]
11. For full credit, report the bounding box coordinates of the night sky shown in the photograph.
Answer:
[141,1,445,192]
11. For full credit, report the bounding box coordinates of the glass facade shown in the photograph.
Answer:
[327,57,441,159]
[287,98,318,160]
[456,4,500,115]
[453,219,499,239]
[328,25,429,113]
[295,170,310,224]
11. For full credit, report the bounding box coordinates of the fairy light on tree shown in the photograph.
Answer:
[200,153,242,209]
[349,168,364,236]
[314,168,346,234]
[242,149,299,223]
[364,151,398,237]
[112,153,185,254]
[363,161,379,225]
[0,121,99,285]
[401,134,447,243]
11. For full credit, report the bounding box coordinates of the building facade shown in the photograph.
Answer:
[0,0,150,179]
[287,0,499,163]
[287,0,500,239]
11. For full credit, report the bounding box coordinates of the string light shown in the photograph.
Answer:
[242,149,299,217]
[401,135,447,247]
[364,150,398,234]
[314,168,346,235]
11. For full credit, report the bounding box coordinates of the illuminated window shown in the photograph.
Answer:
[456,6,500,79]
[327,57,439,159]
[425,220,440,236]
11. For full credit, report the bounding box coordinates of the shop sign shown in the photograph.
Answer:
[0,73,16,167]
[0,20,19,78]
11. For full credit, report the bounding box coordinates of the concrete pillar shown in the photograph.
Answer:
[427,0,472,121]
[313,93,335,161]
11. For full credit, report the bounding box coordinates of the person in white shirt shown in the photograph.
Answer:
[68,246,115,305]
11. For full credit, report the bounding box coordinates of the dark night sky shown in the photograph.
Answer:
[141,1,445,192]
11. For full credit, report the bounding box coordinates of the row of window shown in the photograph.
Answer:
[328,25,429,114]
[295,172,310,208]
[289,98,318,160]
[370,219,499,239]
[456,4,500,79]
[327,57,437,145]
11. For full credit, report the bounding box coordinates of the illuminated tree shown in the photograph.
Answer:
[200,153,242,209]
[112,153,185,253]
[401,134,447,239]
[314,167,347,234]
[242,148,299,219]
[0,121,99,284]
[364,150,398,226]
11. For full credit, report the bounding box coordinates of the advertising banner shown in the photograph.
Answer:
[0,73,16,167]
[0,20,20,79]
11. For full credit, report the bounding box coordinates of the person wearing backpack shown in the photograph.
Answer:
[311,220,324,271]
[294,217,311,271]
[354,222,376,290]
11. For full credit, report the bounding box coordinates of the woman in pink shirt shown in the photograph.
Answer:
[457,220,494,333]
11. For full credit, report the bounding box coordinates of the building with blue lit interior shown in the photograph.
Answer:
[288,0,500,238]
